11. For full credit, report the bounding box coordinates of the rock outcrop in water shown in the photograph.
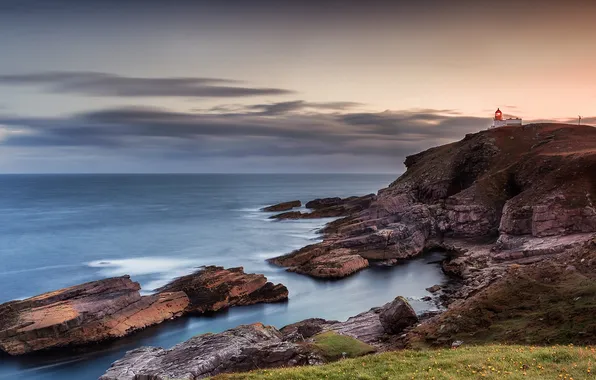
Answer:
[269,124,596,283]
[0,267,288,355]
[269,194,375,220]
[261,200,301,212]
[0,276,189,355]
[157,266,288,313]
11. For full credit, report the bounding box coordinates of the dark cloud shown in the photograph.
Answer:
[0,71,293,98]
[0,104,491,161]
[244,101,363,116]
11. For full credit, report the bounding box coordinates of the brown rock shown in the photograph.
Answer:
[379,296,418,334]
[157,266,288,313]
[269,245,369,279]
[269,194,376,220]
[426,285,442,293]
[0,276,189,355]
[262,200,301,212]
[305,197,343,209]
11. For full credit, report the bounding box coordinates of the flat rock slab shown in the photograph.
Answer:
[262,200,301,212]
[100,323,324,380]
[0,276,189,355]
[157,266,288,313]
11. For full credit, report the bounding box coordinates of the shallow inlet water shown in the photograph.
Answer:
[0,174,448,380]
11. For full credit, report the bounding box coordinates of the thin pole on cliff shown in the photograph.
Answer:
[579,115,582,125]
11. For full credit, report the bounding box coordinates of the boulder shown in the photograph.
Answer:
[99,323,324,380]
[262,200,301,212]
[379,296,418,334]
[157,266,288,313]
[426,285,442,293]
[280,318,330,341]
[0,276,189,355]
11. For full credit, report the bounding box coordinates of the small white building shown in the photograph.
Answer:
[491,108,522,128]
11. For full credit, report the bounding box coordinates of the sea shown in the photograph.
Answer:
[0,174,448,380]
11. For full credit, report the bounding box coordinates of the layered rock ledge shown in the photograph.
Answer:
[157,266,288,313]
[0,276,189,355]
[100,323,324,380]
[0,267,288,355]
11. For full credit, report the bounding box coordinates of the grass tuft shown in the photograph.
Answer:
[311,331,376,360]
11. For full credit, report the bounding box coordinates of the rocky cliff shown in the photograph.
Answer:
[269,124,596,281]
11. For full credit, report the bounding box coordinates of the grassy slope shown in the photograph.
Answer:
[409,242,596,348]
[213,345,595,379]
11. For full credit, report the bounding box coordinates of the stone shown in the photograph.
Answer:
[99,323,324,380]
[262,200,301,212]
[305,197,344,209]
[426,285,442,293]
[379,296,418,334]
[0,276,189,355]
[157,266,288,313]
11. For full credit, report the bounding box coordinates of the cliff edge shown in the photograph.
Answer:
[270,124,596,281]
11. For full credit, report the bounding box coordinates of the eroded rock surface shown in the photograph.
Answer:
[157,266,288,313]
[0,276,189,355]
[100,323,324,380]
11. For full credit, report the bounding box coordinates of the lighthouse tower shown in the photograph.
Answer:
[491,108,522,128]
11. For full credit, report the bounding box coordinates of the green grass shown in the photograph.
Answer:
[311,331,376,360]
[213,344,596,379]
[409,262,596,348]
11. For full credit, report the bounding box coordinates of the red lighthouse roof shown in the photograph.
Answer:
[495,108,503,120]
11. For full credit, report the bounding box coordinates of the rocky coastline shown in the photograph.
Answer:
[0,267,287,355]
[2,123,595,379]
[266,124,596,300]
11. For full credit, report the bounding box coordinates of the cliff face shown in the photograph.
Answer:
[270,124,596,278]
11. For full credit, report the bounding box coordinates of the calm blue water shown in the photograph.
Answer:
[0,174,447,380]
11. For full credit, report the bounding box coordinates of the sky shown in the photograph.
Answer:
[0,0,595,173]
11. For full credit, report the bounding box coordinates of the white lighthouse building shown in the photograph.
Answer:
[491,108,522,128]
